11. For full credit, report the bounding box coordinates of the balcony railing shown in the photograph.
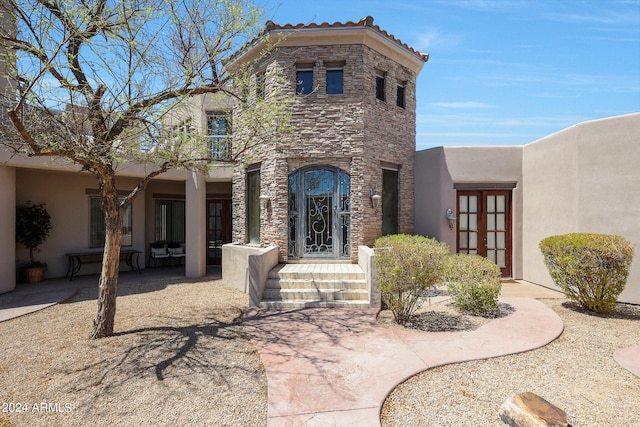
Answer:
[210,135,231,160]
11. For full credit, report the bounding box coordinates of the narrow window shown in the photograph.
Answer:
[296,63,314,95]
[325,62,344,95]
[247,169,261,244]
[396,82,406,108]
[375,69,386,101]
[382,169,399,235]
[256,71,266,99]
[154,200,185,243]
[206,111,231,159]
[89,196,133,248]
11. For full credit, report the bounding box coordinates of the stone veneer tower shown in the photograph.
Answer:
[231,16,428,262]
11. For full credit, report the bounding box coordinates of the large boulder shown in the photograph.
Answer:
[499,392,570,427]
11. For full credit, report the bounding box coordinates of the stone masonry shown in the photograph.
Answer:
[231,18,427,263]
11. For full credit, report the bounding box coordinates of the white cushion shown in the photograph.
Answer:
[151,247,169,257]
[168,247,184,255]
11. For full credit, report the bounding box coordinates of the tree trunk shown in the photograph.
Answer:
[91,179,123,339]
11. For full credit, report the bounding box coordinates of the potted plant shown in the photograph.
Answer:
[16,202,53,283]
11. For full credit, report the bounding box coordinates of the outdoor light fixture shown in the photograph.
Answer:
[446,208,456,230]
[370,188,382,210]
[259,193,271,209]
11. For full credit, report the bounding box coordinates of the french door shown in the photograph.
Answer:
[457,190,512,277]
[207,199,231,265]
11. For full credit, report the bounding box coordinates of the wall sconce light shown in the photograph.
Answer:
[370,188,382,210]
[446,208,456,230]
[259,193,271,209]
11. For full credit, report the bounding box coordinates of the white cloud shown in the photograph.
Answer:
[414,28,463,51]
[428,101,495,109]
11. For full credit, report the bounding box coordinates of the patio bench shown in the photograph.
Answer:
[65,249,141,281]
[148,242,185,267]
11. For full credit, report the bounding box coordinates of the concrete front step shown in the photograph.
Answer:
[259,299,371,309]
[268,263,365,280]
[260,263,370,309]
[263,288,369,301]
[265,278,367,290]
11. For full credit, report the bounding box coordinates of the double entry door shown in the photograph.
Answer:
[457,190,512,277]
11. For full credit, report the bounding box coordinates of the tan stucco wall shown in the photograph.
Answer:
[522,113,640,304]
[15,169,147,278]
[0,165,16,292]
[415,146,523,278]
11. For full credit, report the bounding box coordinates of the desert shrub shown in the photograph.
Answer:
[539,233,634,313]
[374,234,449,324]
[441,254,502,315]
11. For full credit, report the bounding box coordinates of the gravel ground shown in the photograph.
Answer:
[1,276,638,427]
[0,275,266,427]
[381,298,640,427]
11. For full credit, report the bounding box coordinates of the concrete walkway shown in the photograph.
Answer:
[3,277,637,425]
[244,297,565,426]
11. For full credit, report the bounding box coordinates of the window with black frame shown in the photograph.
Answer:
[206,111,231,159]
[89,196,132,248]
[296,63,314,95]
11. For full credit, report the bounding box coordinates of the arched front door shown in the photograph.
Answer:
[288,166,350,259]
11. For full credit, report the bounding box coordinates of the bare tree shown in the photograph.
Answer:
[0,0,291,338]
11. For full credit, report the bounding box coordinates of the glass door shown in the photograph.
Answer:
[457,190,512,277]
[288,167,350,259]
[207,200,231,265]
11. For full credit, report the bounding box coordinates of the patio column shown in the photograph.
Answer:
[185,170,206,278]
[0,166,16,293]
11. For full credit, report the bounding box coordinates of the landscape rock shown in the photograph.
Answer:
[499,392,570,427]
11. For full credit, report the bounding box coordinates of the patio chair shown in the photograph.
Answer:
[148,242,170,268]
[167,242,186,266]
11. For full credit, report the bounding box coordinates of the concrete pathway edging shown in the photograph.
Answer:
[614,346,640,377]
[243,297,565,427]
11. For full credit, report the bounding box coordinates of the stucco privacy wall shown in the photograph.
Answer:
[522,113,640,304]
[0,166,16,292]
[414,146,523,279]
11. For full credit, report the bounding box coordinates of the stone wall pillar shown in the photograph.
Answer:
[0,166,16,293]
[185,170,206,278]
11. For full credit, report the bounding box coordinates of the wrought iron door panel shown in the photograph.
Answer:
[304,169,334,255]
[288,167,350,259]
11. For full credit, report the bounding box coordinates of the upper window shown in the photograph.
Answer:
[89,196,132,248]
[296,63,314,95]
[256,71,266,99]
[325,62,344,95]
[396,82,406,108]
[206,111,231,160]
[375,69,386,101]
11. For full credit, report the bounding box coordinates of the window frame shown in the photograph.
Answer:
[296,63,314,95]
[154,199,185,243]
[89,196,133,248]
[256,71,266,99]
[206,110,231,160]
[396,81,406,108]
[246,168,261,244]
[325,61,345,95]
[375,69,386,101]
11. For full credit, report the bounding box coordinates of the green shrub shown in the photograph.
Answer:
[441,254,502,315]
[374,234,449,324]
[540,233,634,313]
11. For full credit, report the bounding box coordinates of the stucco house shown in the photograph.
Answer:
[1,15,639,306]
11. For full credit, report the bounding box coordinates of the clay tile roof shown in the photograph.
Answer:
[239,16,428,62]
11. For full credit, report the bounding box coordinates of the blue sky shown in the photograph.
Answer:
[264,0,640,150]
